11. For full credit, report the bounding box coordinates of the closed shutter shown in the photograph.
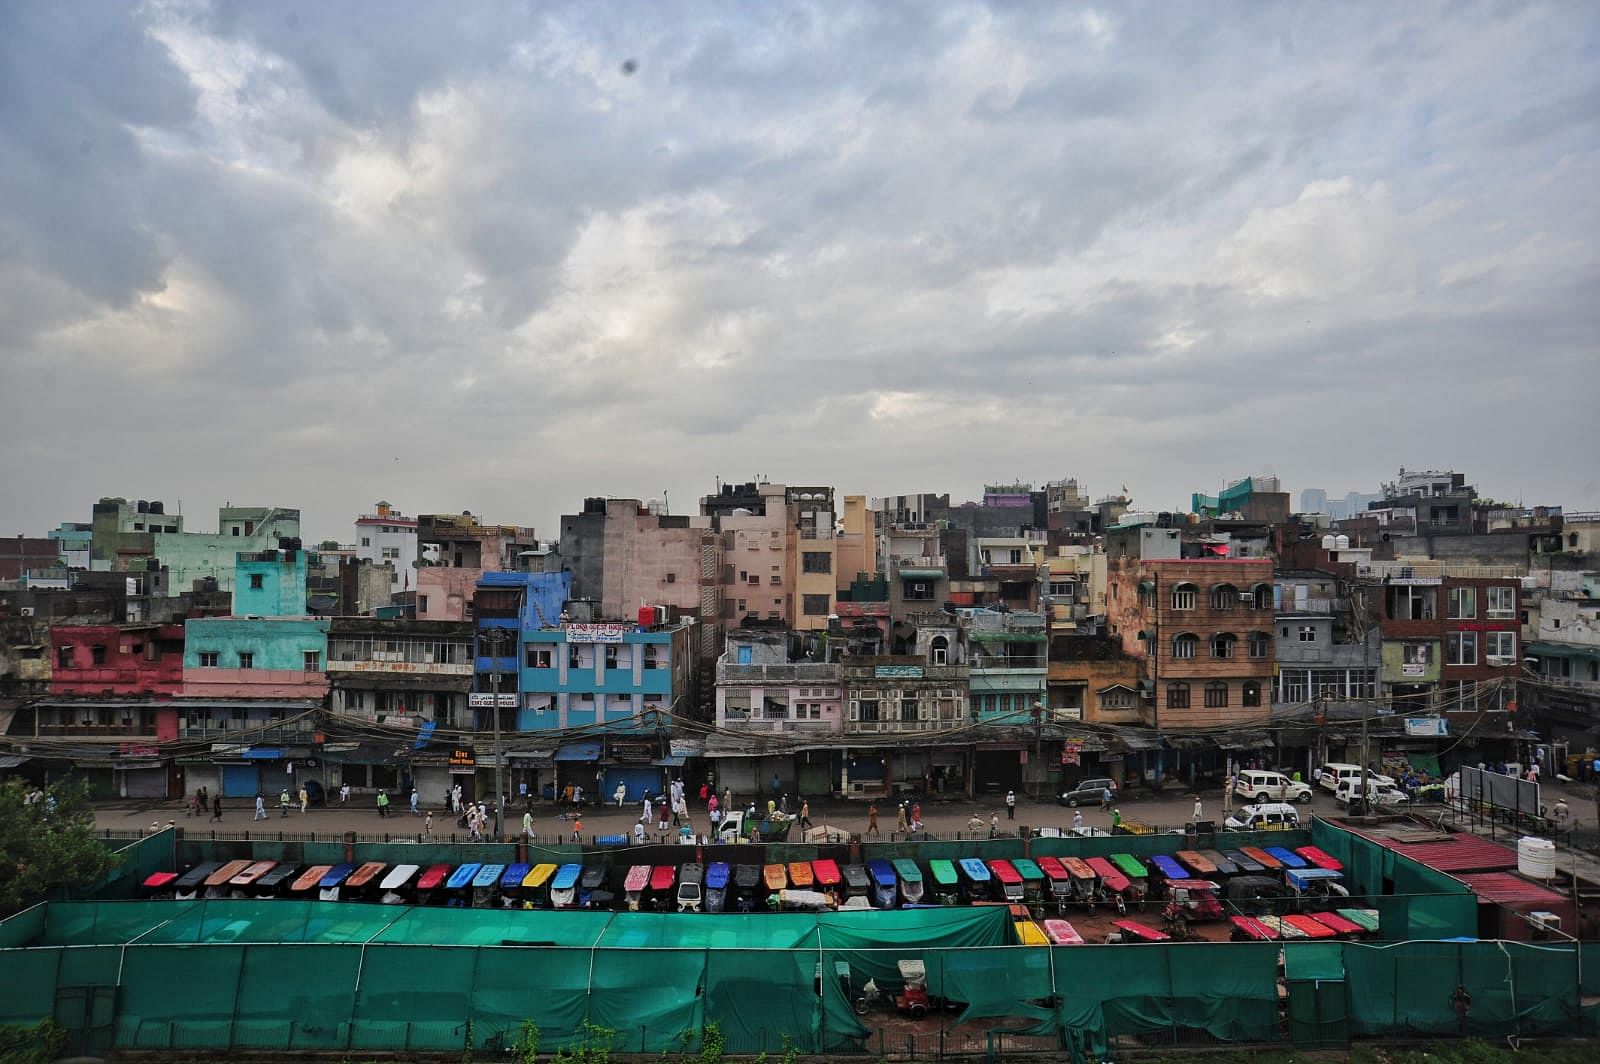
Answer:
[221,764,260,797]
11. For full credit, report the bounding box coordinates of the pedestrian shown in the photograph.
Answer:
[280,788,291,817]
[967,812,984,833]
[1192,797,1203,821]
[572,784,583,807]
[643,796,654,825]
[299,786,309,814]
[634,819,646,843]
[709,806,722,833]
[800,799,811,830]
[867,803,880,838]
[1553,798,1570,827]
[254,794,267,820]
[522,808,533,838]
[767,798,777,820]
[615,783,627,808]
[672,797,682,827]
[897,804,909,834]
[699,782,709,804]
[988,813,998,839]
[1223,774,1235,812]
[518,780,528,806]
[657,802,670,833]
[571,816,582,843]
[188,788,201,818]
[340,781,350,804]
[425,811,433,837]
[1110,808,1122,832]
[1005,790,1016,820]
[377,790,389,818]
[210,793,222,822]
[708,793,719,816]
[410,789,420,816]
[722,787,731,811]
[452,783,462,814]
[1072,810,1084,832]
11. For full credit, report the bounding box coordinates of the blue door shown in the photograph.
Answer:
[221,764,260,798]
[737,646,753,665]
[600,766,666,805]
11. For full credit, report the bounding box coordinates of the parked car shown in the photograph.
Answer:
[1335,777,1409,807]
[1223,802,1301,831]
[1058,778,1118,807]
[1316,763,1364,795]
[1232,769,1313,805]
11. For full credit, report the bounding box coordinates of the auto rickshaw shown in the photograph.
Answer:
[1161,879,1224,924]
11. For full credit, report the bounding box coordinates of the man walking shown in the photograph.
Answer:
[280,788,291,817]
[377,790,390,818]
[1005,790,1016,820]
[1223,773,1235,812]
[299,786,309,814]
[1192,796,1203,821]
[800,799,811,831]
[1072,809,1084,832]
[410,789,421,816]
[340,781,350,804]
[254,794,267,821]
[425,811,433,837]
[210,793,223,822]
[867,803,880,838]
[896,803,909,835]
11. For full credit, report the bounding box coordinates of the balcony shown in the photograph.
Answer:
[718,662,839,684]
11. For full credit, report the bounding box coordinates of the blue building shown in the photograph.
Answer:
[233,548,308,617]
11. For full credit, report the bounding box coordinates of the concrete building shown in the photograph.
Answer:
[49,623,186,699]
[712,483,789,627]
[879,520,948,623]
[149,506,302,594]
[181,617,330,701]
[715,626,842,736]
[353,502,418,593]
[785,486,837,631]
[414,512,539,621]
[835,495,876,594]
[1046,634,1142,726]
[233,548,308,618]
[1106,555,1277,729]
[1271,569,1382,706]
[1,537,64,583]
[962,608,1047,723]
[89,497,183,572]
[47,523,93,570]
[1042,547,1105,635]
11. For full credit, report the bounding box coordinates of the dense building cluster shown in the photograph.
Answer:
[1,471,1595,808]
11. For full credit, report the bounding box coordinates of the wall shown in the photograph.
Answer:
[152,509,301,594]
[233,553,307,617]
[48,624,186,697]
[602,500,714,621]
[415,567,481,621]
[835,495,875,592]
[181,617,329,699]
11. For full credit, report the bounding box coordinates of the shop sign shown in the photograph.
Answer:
[468,693,518,708]
[1060,739,1085,766]
[448,748,476,768]
[566,623,630,643]
[874,665,924,679]
[1404,718,1448,737]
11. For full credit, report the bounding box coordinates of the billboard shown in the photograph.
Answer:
[566,623,630,643]
[1459,765,1540,817]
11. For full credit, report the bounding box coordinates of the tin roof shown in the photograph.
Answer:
[1455,872,1568,911]
[1348,826,1518,873]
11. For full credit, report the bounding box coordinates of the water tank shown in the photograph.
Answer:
[1517,836,1556,880]
[1335,534,1350,550]
[1321,534,1337,549]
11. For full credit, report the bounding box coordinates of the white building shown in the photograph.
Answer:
[354,502,418,593]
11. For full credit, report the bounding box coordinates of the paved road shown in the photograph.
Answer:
[96,779,1363,843]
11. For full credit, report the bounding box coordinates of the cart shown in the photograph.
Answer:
[1161,879,1224,923]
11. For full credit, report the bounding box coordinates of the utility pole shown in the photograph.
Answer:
[482,628,510,839]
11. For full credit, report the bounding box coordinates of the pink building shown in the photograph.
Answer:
[599,500,718,621]
[414,512,540,621]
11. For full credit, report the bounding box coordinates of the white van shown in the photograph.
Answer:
[1335,776,1409,807]
[1233,770,1313,804]
[1316,763,1364,795]
[1224,803,1301,831]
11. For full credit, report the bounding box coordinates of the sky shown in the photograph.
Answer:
[2,1,1597,544]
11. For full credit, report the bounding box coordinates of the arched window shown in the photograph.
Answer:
[1171,633,1199,660]
[1251,583,1274,610]
[1211,633,1238,659]
[1171,583,1197,610]
[1211,583,1239,609]
[1204,681,1229,708]
[1247,631,1272,659]
[1167,682,1190,709]
[1242,681,1262,707]
[929,635,949,666]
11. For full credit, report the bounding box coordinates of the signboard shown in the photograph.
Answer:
[1404,717,1448,737]
[566,623,630,643]
[669,738,705,758]
[874,665,924,679]
[468,693,518,708]
[448,748,476,768]
[327,660,473,676]
[1060,739,1085,766]
[1400,642,1433,676]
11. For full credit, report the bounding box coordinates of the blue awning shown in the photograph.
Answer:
[554,741,603,762]
[241,747,285,760]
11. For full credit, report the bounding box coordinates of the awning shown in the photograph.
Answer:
[1112,734,1164,752]
[897,568,944,580]
[1165,735,1210,751]
[240,747,285,760]
[324,743,406,765]
[0,754,31,769]
[652,755,688,767]
[1137,581,1154,593]
[1215,731,1274,751]
[554,741,602,762]
[507,747,556,762]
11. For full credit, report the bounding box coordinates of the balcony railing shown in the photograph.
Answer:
[845,717,965,734]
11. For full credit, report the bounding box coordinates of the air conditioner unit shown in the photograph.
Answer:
[1528,911,1561,934]
[19,607,34,617]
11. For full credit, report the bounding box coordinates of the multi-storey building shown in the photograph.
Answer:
[353,502,418,593]
[879,520,948,622]
[963,608,1047,722]
[1046,634,1142,726]
[834,495,876,595]
[49,624,185,699]
[786,486,838,631]
[1523,596,1600,753]
[234,547,307,618]
[1272,569,1381,706]
[152,506,302,593]
[1042,547,1105,635]
[713,483,790,626]
[1106,553,1276,729]
[716,626,842,735]
[414,512,539,621]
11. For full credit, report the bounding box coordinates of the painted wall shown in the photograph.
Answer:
[49,624,185,697]
[233,552,308,617]
[152,507,301,593]
[517,625,687,730]
[182,617,329,698]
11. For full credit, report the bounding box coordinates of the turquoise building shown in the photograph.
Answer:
[233,548,308,617]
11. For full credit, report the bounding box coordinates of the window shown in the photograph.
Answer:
[665,572,676,583]
[1486,586,1515,619]
[1486,631,1516,665]
[1298,625,1317,642]
[1387,585,1436,620]
[1171,633,1198,659]
[901,696,919,722]
[1048,580,1076,597]
[642,646,661,670]
[905,581,934,600]
[1247,632,1271,659]
[303,651,320,671]
[89,644,106,665]
[1446,632,1477,666]
[1447,587,1476,619]
[1242,681,1261,707]
[802,594,831,616]
[1211,633,1237,659]
[238,652,255,669]
[1210,584,1239,609]
[418,595,428,613]
[57,646,73,668]
[249,573,264,590]
[382,547,400,559]
[1252,584,1273,609]
[930,635,949,666]
[1167,682,1190,709]
[802,552,832,574]
[198,651,219,668]
[858,698,880,722]
[1204,681,1229,708]
[1171,583,1197,610]
[527,648,552,669]
[361,537,370,547]
[1100,687,1135,710]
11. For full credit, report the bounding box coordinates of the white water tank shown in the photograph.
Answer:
[1517,836,1556,880]
[1321,534,1337,549]
[1335,534,1350,550]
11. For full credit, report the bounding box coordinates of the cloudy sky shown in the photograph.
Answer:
[3,1,1597,542]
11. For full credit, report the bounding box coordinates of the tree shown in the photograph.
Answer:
[0,778,119,914]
